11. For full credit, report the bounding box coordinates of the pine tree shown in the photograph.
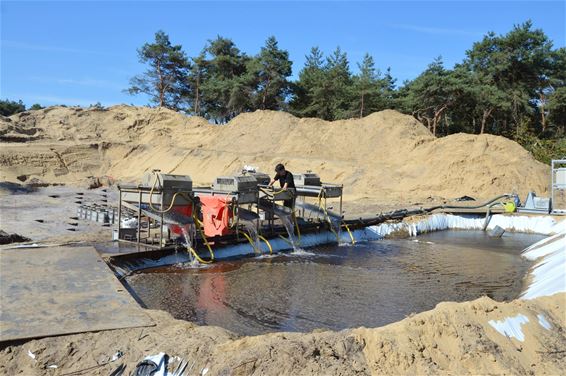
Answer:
[253,36,292,110]
[201,36,250,122]
[290,46,325,117]
[401,57,454,135]
[324,46,352,119]
[126,31,190,111]
[187,50,208,116]
[352,53,379,118]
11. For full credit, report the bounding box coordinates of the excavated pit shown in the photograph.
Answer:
[124,230,544,335]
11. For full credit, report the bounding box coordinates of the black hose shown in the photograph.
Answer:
[343,194,514,229]
[424,194,513,212]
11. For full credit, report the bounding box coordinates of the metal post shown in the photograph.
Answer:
[256,194,261,236]
[237,204,240,235]
[137,190,142,245]
[117,189,122,240]
[147,214,151,243]
[160,212,164,249]
[236,200,240,241]
[338,186,343,240]
[271,195,275,234]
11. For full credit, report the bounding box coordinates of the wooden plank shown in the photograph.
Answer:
[0,246,153,342]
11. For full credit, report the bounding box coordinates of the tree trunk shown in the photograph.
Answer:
[360,93,365,118]
[539,91,546,132]
[431,104,448,136]
[194,74,200,115]
[480,108,493,134]
[156,61,165,108]
[512,94,520,138]
[261,78,270,110]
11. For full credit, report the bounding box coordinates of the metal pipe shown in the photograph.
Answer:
[338,187,343,239]
[137,190,142,245]
[117,189,122,241]
[160,212,164,249]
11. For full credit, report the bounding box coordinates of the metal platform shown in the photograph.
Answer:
[0,246,154,342]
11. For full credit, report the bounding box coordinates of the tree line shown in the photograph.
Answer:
[126,22,565,147]
[3,21,564,162]
[126,31,397,123]
[0,100,42,116]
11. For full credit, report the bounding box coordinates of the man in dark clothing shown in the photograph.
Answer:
[268,163,295,208]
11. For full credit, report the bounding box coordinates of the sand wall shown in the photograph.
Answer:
[0,106,550,203]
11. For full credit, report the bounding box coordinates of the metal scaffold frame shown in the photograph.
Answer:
[551,159,566,215]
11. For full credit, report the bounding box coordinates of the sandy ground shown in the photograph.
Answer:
[1,293,564,375]
[1,107,563,375]
[0,106,550,203]
[1,187,564,375]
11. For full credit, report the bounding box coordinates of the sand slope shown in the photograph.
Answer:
[1,293,563,375]
[0,105,549,201]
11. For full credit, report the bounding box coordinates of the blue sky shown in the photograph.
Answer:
[1,0,565,107]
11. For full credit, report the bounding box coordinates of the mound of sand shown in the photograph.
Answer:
[1,293,563,375]
[0,105,549,203]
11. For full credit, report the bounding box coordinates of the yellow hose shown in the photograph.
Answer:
[148,173,193,213]
[239,230,261,254]
[316,190,340,243]
[258,235,273,254]
[187,213,215,264]
[343,222,356,244]
[278,235,293,246]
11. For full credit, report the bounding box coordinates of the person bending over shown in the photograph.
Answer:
[268,163,296,208]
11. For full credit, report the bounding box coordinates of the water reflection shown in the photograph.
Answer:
[126,230,544,335]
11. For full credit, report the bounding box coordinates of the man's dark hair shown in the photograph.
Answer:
[275,163,285,172]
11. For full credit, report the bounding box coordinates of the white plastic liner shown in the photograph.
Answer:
[113,214,563,278]
[520,222,566,300]
[488,314,530,341]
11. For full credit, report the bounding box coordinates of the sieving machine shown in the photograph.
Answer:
[117,171,195,247]
[112,168,348,258]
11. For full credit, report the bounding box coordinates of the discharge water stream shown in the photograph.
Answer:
[274,209,299,251]
[180,224,197,264]
[241,219,261,254]
[125,230,544,336]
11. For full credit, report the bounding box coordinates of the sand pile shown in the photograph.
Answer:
[1,293,563,375]
[0,105,549,202]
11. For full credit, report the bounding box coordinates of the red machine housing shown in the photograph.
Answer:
[199,196,234,237]
[169,204,194,235]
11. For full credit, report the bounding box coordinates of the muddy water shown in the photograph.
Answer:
[125,231,543,335]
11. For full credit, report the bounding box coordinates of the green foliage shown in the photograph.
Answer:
[400,57,464,135]
[397,20,564,157]
[29,103,43,111]
[252,36,292,110]
[126,30,190,111]
[89,102,105,110]
[546,86,566,136]
[517,133,566,165]
[127,23,564,163]
[200,36,250,122]
[290,46,354,120]
[0,99,26,116]
[289,46,326,117]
